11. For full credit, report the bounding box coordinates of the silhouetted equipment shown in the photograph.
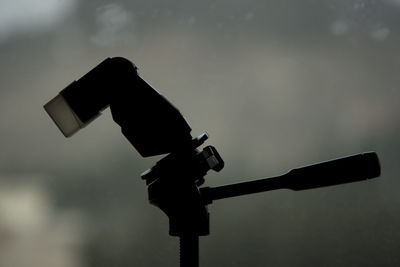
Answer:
[201,152,380,203]
[44,57,381,267]
[44,57,192,157]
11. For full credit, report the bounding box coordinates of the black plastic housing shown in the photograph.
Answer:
[57,57,192,157]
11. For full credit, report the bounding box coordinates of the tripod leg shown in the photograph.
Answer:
[179,235,199,267]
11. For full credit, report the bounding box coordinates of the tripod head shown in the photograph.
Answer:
[142,133,224,236]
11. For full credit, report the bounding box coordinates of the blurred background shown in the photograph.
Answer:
[0,0,399,266]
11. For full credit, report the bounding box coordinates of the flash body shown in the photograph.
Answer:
[44,57,192,157]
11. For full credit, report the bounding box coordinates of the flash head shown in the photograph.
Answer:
[44,93,85,137]
[44,57,192,157]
